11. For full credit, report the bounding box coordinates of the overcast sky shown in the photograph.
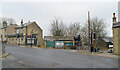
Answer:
[0,0,119,37]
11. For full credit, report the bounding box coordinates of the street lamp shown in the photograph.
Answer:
[1,33,5,53]
[30,30,33,47]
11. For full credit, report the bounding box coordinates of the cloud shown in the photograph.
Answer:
[1,2,118,36]
[1,0,119,2]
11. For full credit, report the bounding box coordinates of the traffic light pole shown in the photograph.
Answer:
[93,32,96,52]
[31,36,32,47]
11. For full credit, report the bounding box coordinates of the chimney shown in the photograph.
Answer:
[113,13,116,23]
[28,20,30,23]
[3,21,7,27]
[10,22,13,25]
[21,19,23,25]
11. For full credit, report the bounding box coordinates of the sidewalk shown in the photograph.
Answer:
[19,45,40,49]
[72,50,118,58]
[0,53,10,58]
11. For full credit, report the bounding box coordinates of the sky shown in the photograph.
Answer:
[0,0,119,37]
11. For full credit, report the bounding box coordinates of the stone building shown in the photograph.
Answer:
[0,21,18,42]
[0,20,43,47]
[112,13,120,55]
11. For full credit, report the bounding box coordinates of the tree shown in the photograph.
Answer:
[80,23,88,44]
[0,17,16,27]
[80,17,107,44]
[50,18,67,36]
[67,22,81,36]
[91,18,107,38]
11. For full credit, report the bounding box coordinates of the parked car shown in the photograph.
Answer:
[108,48,113,53]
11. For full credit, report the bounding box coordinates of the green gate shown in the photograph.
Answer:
[46,41,55,48]
[65,42,73,46]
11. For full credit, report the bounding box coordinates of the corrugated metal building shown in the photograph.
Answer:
[44,36,75,48]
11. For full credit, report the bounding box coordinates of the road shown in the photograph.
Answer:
[2,45,118,68]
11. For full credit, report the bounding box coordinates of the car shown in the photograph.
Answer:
[108,48,113,53]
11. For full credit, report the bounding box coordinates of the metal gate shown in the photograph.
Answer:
[46,41,55,48]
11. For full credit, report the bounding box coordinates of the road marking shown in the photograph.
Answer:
[18,61,25,64]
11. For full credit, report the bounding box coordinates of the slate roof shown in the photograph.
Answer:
[103,37,113,42]
[15,21,35,29]
[0,24,17,29]
[6,33,23,37]
[44,36,74,41]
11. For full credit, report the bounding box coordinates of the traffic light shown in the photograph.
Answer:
[78,35,81,41]
[93,32,96,40]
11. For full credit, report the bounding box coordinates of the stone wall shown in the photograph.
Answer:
[27,22,43,47]
[113,27,120,55]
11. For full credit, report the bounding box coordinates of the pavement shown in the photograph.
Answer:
[71,50,118,59]
[2,45,119,68]
[0,53,10,58]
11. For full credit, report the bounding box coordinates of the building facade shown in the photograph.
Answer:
[112,13,120,55]
[44,36,75,49]
[0,20,43,47]
[0,21,18,42]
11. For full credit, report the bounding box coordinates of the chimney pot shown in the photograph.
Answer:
[21,19,23,25]
[113,13,116,23]
[3,21,7,27]
[113,13,115,18]
[28,21,30,23]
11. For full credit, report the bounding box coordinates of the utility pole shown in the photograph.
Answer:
[88,11,90,45]
[88,11,91,52]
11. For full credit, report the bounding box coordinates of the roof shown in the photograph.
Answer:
[103,37,113,42]
[44,36,74,41]
[6,33,23,37]
[15,21,35,29]
[113,22,120,28]
[1,24,17,29]
[6,34,17,37]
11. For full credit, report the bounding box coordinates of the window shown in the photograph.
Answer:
[4,29,6,32]
[21,37,24,41]
[21,28,23,33]
[17,29,19,34]
[4,29,6,35]
[9,38,11,41]
[1,31,2,34]
[12,38,13,41]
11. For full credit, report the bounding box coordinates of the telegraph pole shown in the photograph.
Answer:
[88,11,91,52]
[88,11,90,45]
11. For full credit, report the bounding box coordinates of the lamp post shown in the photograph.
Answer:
[1,33,5,53]
[30,30,33,47]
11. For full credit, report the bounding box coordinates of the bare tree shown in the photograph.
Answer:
[80,17,107,44]
[0,17,16,27]
[91,17,107,38]
[50,18,67,36]
[67,22,81,36]
[80,23,88,44]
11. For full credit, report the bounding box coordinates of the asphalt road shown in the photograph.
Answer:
[2,45,118,68]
